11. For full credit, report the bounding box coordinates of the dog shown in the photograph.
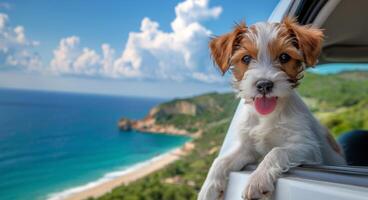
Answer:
[198,17,346,200]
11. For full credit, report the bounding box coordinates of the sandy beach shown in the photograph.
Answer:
[52,142,194,200]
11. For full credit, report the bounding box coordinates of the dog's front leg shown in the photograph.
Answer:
[243,145,321,200]
[198,143,255,200]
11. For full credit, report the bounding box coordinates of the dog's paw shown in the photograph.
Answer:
[198,180,225,200]
[242,171,274,200]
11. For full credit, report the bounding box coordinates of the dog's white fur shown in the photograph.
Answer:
[198,21,346,200]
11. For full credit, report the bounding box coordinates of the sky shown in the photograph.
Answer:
[0,0,279,98]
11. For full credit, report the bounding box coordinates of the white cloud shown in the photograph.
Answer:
[0,13,8,29]
[50,36,99,75]
[50,37,121,77]
[73,48,100,74]
[49,0,223,83]
[100,43,116,76]
[171,0,222,32]
[0,13,42,70]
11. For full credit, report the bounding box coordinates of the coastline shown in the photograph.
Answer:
[48,142,194,200]
[47,95,201,200]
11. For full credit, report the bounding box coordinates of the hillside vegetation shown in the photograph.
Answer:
[95,71,368,200]
[154,92,239,133]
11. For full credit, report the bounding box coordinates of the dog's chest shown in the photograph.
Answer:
[249,125,288,156]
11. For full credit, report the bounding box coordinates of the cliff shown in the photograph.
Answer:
[118,92,239,137]
[118,116,192,136]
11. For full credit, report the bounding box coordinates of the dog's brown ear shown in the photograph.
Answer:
[283,17,324,67]
[209,22,247,74]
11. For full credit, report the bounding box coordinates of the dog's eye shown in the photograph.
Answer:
[279,53,291,64]
[242,55,252,64]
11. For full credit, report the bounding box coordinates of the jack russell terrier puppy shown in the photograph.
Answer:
[198,17,346,200]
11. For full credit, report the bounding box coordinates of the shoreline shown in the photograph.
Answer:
[48,142,194,200]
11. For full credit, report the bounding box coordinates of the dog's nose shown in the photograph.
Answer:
[256,79,274,94]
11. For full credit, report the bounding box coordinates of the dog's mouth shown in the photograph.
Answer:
[253,96,278,115]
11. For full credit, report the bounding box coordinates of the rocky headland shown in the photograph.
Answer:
[118,100,202,137]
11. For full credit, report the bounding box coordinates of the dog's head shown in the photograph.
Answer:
[209,17,323,116]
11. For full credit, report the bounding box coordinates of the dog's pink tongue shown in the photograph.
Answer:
[254,96,277,115]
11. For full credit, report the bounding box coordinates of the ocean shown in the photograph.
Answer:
[0,89,190,200]
[311,63,368,74]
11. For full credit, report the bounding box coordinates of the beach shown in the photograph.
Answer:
[49,142,194,200]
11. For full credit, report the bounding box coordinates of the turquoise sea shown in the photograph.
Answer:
[0,89,189,200]
[311,63,368,74]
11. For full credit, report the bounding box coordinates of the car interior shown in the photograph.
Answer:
[295,0,368,64]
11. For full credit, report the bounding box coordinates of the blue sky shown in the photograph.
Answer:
[0,0,279,98]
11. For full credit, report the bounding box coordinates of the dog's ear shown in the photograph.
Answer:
[283,17,324,67]
[209,22,247,74]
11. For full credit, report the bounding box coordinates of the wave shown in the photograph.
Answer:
[47,148,179,200]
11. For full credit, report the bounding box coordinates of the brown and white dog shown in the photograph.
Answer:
[198,18,346,200]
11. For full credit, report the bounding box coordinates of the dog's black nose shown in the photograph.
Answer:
[256,79,274,94]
